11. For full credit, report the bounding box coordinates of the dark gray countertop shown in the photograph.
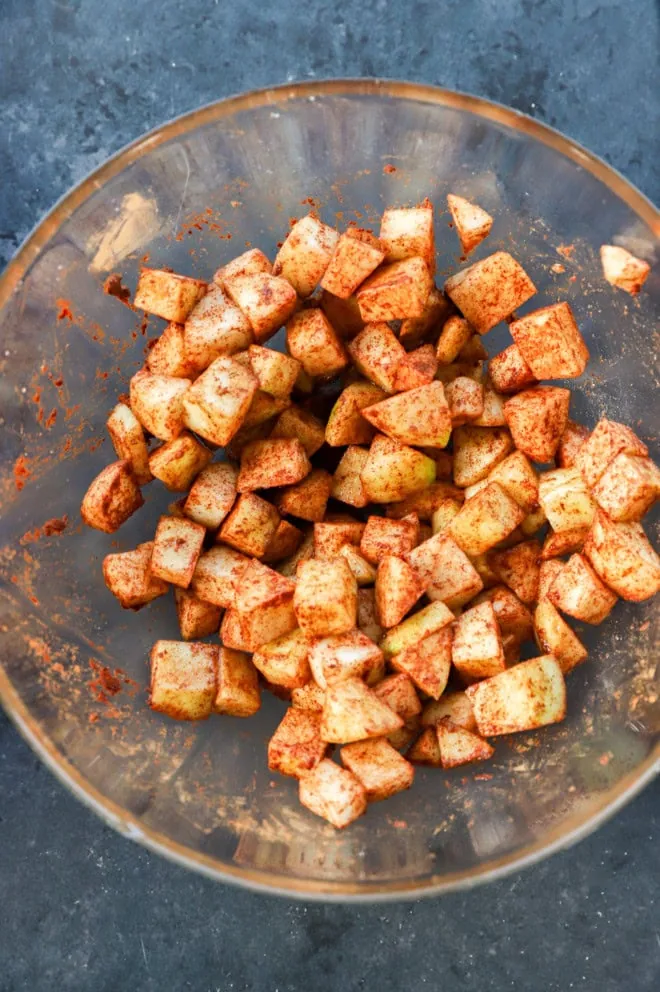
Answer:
[1,1,658,989]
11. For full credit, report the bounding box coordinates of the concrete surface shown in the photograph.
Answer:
[0,0,659,989]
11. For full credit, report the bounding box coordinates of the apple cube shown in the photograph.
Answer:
[331,446,370,507]
[466,655,566,735]
[510,302,589,380]
[190,545,249,608]
[533,601,587,675]
[148,432,212,492]
[338,544,378,586]
[277,469,332,523]
[271,405,326,456]
[538,466,596,533]
[386,480,464,521]
[219,493,280,557]
[448,482,526,557]
[182,356,257,446]
[299,759,367,828]
[445,376,484,426]
[134,268,207,323]
[584,510,660,601]
[436,718,494,768]
[453,426,513,487]
[103,542,169,609]
[393,343,438,392]
[557,420,590,469]
[320,678,404,743]
[292,681,326,713]
[106,402,152,486]
[219,607,252,652]
[358,587,383,643]
[147,322,200,379]
[361,434,436,503]
[399,286,453,349]
[212,647,261,717]
[575,417,648,488]
[150,515,206,587]
[548,552,618,624]
[130,369,192,441]
[340,738,414,802]
[273,215,339,297]
[262,519,304,564]
[488,539,540,605]
[174,587,222,640]
[320,228,385,298]
[183,462,238,530]
[286,309,348,378]
[444,251,536,334]
[309,629,383,689]
[374,673,422,721]
[489,343,537,394]
[431,498,462,533]
[277,528,315,578]
[225,272,298,343]
[347,322,407,393]
[381,600,453,658]
[360,514,419,564]
[538,560,566,602]
[407,726,442,766]
[503,386,571,463]
[376,555,424,628]
[231,560,297,650]
[213,248,272,288]
[244,345,300,398]
[149,640,217,721]
[81,460,144,533]
[421,692,476,732]
[356,257,433,321]
[473,378,507,427]
[406,530,483,607]
[472,585,533,642]
[452,601,505,680]
[314,519,365,558]
[447,193,493,255]
[541,526,589,559]
[379,203,435,273]
[600,245,651,295]
[252,628,312,689]
[592,453,660,522]
[183,286,253,370]
[390,625,453,699]
[268,707,327,777]
[294,558,358,637]
[237,438,311,492]
[362,381,452,449]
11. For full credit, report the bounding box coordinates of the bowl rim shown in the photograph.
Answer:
[1,78,658,901]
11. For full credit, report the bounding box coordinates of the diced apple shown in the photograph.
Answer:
[212,647,261,717]
[406,530,483,607]
[147,321,200,379]
[452,601,505,681]
[184,462,237,530]
[548,552,618,624]
[276,469,332,523]
[541,526,588,559]
[314,519,365,558]
[299,759,367,828]
[533,601,587,674]
[489,539,540,605]
[510,302,589,380]
[575,417,648,488]
[472,584,533,642]
[130,368,192,441]
[294,558,358,637]
[309,629,384,689]
[218,492,280,557]
[149,640,217,721]
[447,193,493,255]
[103,542,169,609]
[149,432,212,492]
[473,378,507,427]
[376,555,424,628]
[331,446,370,507]
[150,515,206,587]
[381,600,453,658]
[421,692,476,731]
[360,514,419,564]
[386,480,464,521]
[557,420,590,469]
[225,272,298,343]
[356,257,433,321]
[219,607,252,652]
[444,251,536,334]
[273,215,339,297]
[340,738,414,802]
[81,460,144,533]
[271,405,326,456]
[262,519,304,564]
[486,450,539,514]
[361,434,436,503]
[286,309,348,378]
[106,402,152,486]
[319,290,365,338]
[393,343,438,391]
[252,628,312,689]
[431,497,462,534]
[277,528,315,578]
[347,322,407,393]
[380,203,435,274]
[466,655,566,735]
[600,244,651,295]
[592,453,660,522]
[292,681,326,713]
[584,510,660,601]
[374,673,422,721]
[190,544,249,608]
[489,343,537,394]
[538,466,596,533]
[213,248,272,289]
[325,381,387,446]
[453,426,513,487]
[436,718,494,768]
[237,438,311,492]
[183,286,253,369]
[399,286,453,349]
[390,625,453,699]
[407,726,442,766]
[268,707,327,777]
[174,587,222,640]
[182,356,257,446]
[335,544,376,587]
[445,376,484,426]
[503,386,571,463]
[358,587,383,643]
[134,268,207,323]
[230,560,297,650]
[243,345,300,399]
[448,482,526,557]
[320,678,403,743]
[320,228,385,298]
[538,560,566,602]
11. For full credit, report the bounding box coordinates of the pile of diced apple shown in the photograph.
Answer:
[81,195,658,829]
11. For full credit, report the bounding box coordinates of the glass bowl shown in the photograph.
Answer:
[0,80,657,901]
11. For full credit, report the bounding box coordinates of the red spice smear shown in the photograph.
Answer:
[56,299,74,322]
[89,659,123,704]
[44,408,57,428]
[383,164,397,174]
[13,455,30,491]
[21,515,68,544]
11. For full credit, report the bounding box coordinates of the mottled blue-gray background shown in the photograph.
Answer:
[0,1,659,990]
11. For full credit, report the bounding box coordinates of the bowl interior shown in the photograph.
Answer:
[0,82,658,898]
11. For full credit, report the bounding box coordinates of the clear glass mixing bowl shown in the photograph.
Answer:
[0,81,657,900]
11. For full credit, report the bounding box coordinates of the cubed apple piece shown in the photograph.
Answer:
[447,194,494,255]
[340,738,414,802]
[130,369,192,442]
[292,681,326,712]
[149,640,217,721]
[548,552,618,624]
[326,382,387,447]
[299,759,367,828]
[533,602,587,675]
[358,587,383,643]
[386,480,464,521]
[489,344,537,394]
[182,286,254,370]
[392,624,453,699]
[320,228,385,298]
[445,376,484,426]
[487,450,539,514]
[213,248,272,289]
[472,585,533,642]
[448,482,526,557]
[541,526,588,559]
[557,420,590,469]
[521,505,547,537]
[361,434,436,503]
[219,493,280,558]
[237,438,311,492]
[576,418,648,489]
[421,692,476,731]
[380,203,436,274]
[331,446,370,508]
[435,315,472,364]
[451,601,505,681]
[268,707,327,777]
[211,647,261,717]
[149,432,212,492]
[584,510,660,601]
[183,462,238,530]
[134,268,207,323]
[346,322,407,393]
[174,588,222,640]
[320,290,365,339]
[314,519,365,557]
[190,545,249,608]
[243,345,300,399]
[466,655,566,735]
[147,322,199,379]
[375,555,424,628]
[600,245,651,295]
[273,215,339,297]
[276,469,332,523]
[407,726,442,766]
[399,286,453,349]
[406,530,484,608]
[309,629,384,689]
[252,628,312,689]
[503,386,571,463]
[356,257,433,321]
[286,309,348,378]
[592,453,660,522]
[510,302,589,380]
[262,519,304,564]
[393,344,438,391]
[436,718,494,768]
[538,467,595,534]
[103,542,169,609]
[337,544,377,587]
[294,558,358,637]
[81,460,144,533]
[452,426,513,488]
[360,514,419,564]
[182,356,258,447]
[225,272,298,343]
[320,678,403,743]
[431,498,462,534]
[538,560,566,602]
[473,378,507,427]
[230,560,297,651]
[488,539,540,605]
[381,600,454,658]
[219,607,252,652]
[374,673,422,721]
[106,402,152,485]
[269,405,325,457]
[150,515,206,588]
[445,251,536,334]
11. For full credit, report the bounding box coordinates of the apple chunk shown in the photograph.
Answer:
[444,251,536,334]
[466,655,566,735]
[446,193,493,254]
[362,381,452,448]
